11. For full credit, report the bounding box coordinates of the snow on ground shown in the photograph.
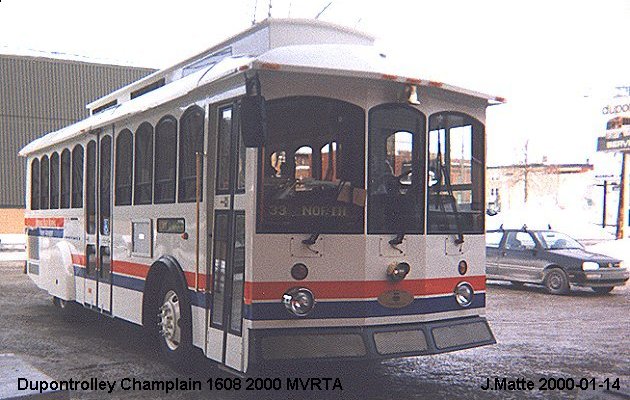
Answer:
[0,250,26,261]
[0,234,26,261]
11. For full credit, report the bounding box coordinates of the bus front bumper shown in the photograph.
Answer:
[249,316,495,364]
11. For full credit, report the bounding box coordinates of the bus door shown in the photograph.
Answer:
[97,134,113,314]
[83,132,113,314]
[84,138,98,309]
[207,103,246,371]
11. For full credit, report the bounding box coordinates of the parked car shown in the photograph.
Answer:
[486,227,629,294]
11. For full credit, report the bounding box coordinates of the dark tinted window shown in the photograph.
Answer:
[258,96,365,234]
[71,145,84,208]
[30,158,40,210]
[154,116,177,203]
[60,149,71,208]
[178,106,205,202]
[40,155,49,210]
[100,136,112,235]
[134,123,153,205]
[216,106,233,194]
[50,152,60,209]
[427,112,485,234]
[86,140,96,234]
[368,105,425,234]
[115,129,133,206]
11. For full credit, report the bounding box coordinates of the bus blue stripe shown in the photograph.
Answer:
[243,293,486,320]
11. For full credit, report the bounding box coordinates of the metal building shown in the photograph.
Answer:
[0,53,154,233]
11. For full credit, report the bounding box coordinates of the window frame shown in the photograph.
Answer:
[40,155,50,210]
[49,152,60,209]
[133,122,154,205]
[178,105,205,203]
[427,111,485,235]
[30,158,40,210]
[71,144,84,209]
[115,129,133,206]
[60,149,71,209]
[154,116,178,204]
[367,103,426,235]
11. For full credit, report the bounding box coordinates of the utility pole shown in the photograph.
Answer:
[616,153,627,239]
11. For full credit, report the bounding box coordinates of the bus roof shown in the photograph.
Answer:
[20,19,504,156]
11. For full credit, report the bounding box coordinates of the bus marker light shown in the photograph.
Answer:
[458,260,468,275]
[291,263,308,280]
[181,232,189,240]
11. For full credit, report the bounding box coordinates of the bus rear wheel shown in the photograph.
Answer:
[155,277,193,368]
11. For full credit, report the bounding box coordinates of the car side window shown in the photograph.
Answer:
[505,231,536,250]
[486,232,503,248]
[515,232,536,250]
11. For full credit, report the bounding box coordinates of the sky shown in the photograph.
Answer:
[0,0,628,168]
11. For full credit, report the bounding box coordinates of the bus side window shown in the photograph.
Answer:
[60,149,71,208]
[71,145,84,208]
[40,155,50,210]
[154,116,177,204]
[30,158,40,210]
[50,152,60,209]
[115,129,133,206]
[134,122,154,205]
[178,105,205,202]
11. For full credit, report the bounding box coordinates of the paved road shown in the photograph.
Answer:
[0,260,627,399]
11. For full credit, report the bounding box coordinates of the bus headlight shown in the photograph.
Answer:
[582,262,600,271]
[282,288,315,316]
[454,282,474,307]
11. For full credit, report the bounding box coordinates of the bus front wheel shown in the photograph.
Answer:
[155,276,193,368]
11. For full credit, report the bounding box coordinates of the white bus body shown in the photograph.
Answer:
[21,19,502,373]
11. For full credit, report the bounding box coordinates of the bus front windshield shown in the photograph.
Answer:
[257,97,365,234]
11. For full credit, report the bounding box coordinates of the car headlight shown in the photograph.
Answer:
[454,282,474,307]
[282,288,315,316]
[582,261,600,271]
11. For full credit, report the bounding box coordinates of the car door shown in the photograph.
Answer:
[498,231,538,282]
[485,231,504,277]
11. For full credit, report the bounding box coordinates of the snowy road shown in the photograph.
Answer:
[0,259,627,399]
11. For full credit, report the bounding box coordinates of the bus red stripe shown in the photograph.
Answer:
[243,275,486,304]
[25,217,65,228]
[111,260,149,278]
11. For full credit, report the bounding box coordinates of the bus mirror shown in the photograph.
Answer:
[240,96,267,147]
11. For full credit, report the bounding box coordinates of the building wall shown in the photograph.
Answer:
[0,208,25,234]
[0,55,154,234]
[0,54,154,209]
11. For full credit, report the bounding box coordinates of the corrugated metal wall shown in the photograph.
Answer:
[0,55,154,207]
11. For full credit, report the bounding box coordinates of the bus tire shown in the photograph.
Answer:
[155,275,193,369]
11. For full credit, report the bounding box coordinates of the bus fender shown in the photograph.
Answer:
[47,240,76,301]
[141,255,188,328]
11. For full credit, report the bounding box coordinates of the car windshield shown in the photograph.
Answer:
[534,231,583,250]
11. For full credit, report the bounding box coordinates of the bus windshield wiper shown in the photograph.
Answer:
[436,135,465,245]
[389,233,405,246]
[302,232,320,246]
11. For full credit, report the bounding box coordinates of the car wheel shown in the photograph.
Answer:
[591,286,614,294]
[155,276,193,368]
[544,268,570,295]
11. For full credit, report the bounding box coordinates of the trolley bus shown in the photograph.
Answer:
[21,19,501,373]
